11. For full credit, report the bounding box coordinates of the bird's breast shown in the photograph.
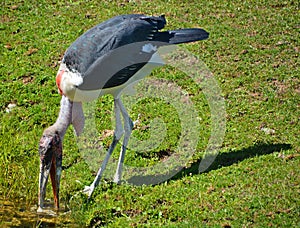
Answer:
[56,63,84,101]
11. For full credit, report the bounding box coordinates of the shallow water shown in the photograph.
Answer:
[0,198,76,227]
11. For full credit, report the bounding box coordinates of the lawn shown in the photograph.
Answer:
[0,0,299,227]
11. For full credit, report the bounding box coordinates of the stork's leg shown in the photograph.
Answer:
[83,99,124,198]
[113,99,133,184]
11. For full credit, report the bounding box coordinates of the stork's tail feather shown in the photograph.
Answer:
[156,28,209,44]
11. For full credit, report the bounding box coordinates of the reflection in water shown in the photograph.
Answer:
[0,198,75,227]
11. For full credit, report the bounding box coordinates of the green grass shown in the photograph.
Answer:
[1,0,299,227]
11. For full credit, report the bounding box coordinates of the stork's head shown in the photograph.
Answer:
[38,128,62,212]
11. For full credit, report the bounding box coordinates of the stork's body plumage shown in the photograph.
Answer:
[38,14,209,211]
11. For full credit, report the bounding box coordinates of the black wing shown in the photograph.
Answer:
[63,14,166,90]
[62,14,209,90]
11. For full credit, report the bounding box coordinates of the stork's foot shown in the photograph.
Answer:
[113,175,121,185]
[82,185,95,198]
[132,113,141,128]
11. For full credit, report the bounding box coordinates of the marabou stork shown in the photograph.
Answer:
[38,14,209,212]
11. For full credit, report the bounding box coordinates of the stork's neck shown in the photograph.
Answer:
[50,95,73,139]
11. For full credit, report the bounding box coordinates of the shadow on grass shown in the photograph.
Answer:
[128,143,292,185]
[177,142,292,178]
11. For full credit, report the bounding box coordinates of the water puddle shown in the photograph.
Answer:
[0,198,76,227]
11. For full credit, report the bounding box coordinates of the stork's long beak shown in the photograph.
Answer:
[38,133,62,212]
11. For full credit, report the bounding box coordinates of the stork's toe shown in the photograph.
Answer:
[82,185,94,198]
